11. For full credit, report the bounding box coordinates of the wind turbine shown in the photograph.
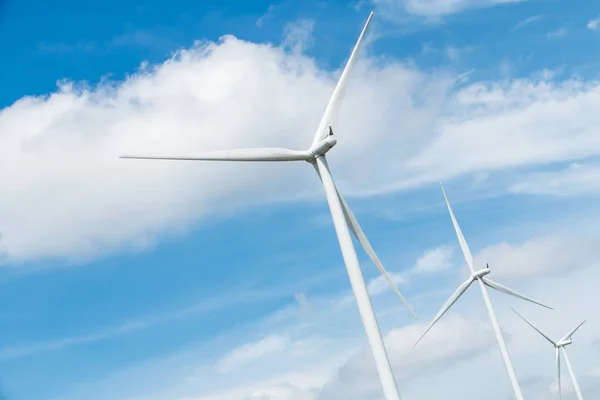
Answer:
[120,12,415,400]
[414,183,554,400]
[511,307,586,400]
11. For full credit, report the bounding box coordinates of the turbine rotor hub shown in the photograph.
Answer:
[557,339,572,347]
[472,268,491,280]
[307,135,338,162]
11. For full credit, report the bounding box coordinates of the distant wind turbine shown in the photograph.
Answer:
[511,307,586,400]
[121,12,415,400]
[414,183,553,400]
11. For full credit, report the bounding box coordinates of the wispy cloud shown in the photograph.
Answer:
[509,162,600,196]
[216,334,290,373]
[473,234,600,278]
[53,227,600,400]
[588,15,600,31]
[0,320,149,360]
[282,19,315,53]
[546,27,567,39]
[368,245,454,295]
[375,0,527,18]
[256,4,277,27]
[0,272,336,360]
[513,14,543,30]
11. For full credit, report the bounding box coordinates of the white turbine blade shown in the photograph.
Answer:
[556,347,562,400]
[561,347,585,400]
[311,11,374,147]
[482,278,553,310]
[310,162,417,317]
[510,307,557,346]
[340,194,417,319]
[414,276,475,347]
[559,320,586,343]
[340,196,417,319]
[120,148,309,162]
[440,183,475,274]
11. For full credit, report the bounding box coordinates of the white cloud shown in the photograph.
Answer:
[367,271,407,296]
[375,0,525,18]
[509,162,600,196]
[588,16,600,31]
[281,19,315,54]
[367,244,453,295]
[3,19,600,269]
[240,384,316,400]
[0,32,450,263]
[318,314,493,399]
[387,77,600,195]
[54,228,600,400]
[546,27,567,39]
[513,14,543,30]
[473,234,600,278]
[411,245,454,274]
[446,46,459,62]
[217,334,290,373]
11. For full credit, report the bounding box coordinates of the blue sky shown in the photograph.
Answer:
[1,0,600,399]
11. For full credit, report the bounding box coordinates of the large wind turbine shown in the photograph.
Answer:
[120,12,415,400]
[414,183,553,400]
[512,307,586,400]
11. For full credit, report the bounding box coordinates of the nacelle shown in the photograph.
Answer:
[557,339,572,347]
[310,136,338,157]
[472,268,491,279]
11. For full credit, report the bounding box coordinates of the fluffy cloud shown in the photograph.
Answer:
[318,314,493,399]
[3,19,600,268]
[411,245,454,274]
[0,33,447,262]
[0,29,454,263]
[50,228,600,400]
[588,16,600,31]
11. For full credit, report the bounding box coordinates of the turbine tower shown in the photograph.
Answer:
[511,307,586,400]
[120,12,415,400]
[414,183,553,400]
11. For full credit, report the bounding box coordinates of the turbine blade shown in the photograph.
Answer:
[311,11,374,147]
[483,278,553,310]
[440,183,476,274]
[556,347,562,400]
[340,193,417,319]
[510,307,557,346]
[120,148,309,162]
[310,161,417,317]
[561,347,585,400]
[414,276,475,347]
[560,320,586,343]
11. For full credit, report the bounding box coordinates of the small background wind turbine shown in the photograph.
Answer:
[414,183,553,400]
[121,12,414,400]
[511,307,586,400]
